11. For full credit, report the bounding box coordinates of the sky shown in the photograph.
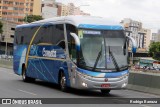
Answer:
[55,0,160,33]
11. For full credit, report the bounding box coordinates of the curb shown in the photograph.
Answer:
[0,64,13,69]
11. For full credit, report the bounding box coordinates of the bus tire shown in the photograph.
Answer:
[101,89,111,95]
[22,66,35,82]
[59,72,67,92]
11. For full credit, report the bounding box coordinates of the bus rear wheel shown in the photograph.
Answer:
[22,67,35,82]
[59,72,67,92]
[101,89,111,95]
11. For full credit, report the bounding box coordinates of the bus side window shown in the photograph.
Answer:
[14,30,19,44]
[15,28,23,45]
[57,40,65,49]
[20,36,24,44]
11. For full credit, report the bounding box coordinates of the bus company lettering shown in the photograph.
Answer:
[42,48,56,57]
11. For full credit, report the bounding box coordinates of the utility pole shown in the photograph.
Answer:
[5,20,8,59]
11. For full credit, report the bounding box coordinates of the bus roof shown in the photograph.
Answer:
[16,15,123,30]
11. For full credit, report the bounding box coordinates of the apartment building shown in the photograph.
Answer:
[151,33,158,42]
[120,18,151,50]
[151,30,160,42]
[140,28,151,49]
[42,0,58,19]
[0,0,42,24]
[0,0,42,56]
[57,3,90,16]
[0,20,17,55]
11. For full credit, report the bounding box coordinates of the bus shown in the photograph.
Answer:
[13,16,137,94]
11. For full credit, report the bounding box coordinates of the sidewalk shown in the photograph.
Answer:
[0,59,13,69]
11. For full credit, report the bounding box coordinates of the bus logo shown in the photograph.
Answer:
[42,48,56,58]
[104,78,108,82]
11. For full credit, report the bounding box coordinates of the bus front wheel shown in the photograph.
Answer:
[22,67,35,82]
[101,89,111,95]
[59,72,67,92]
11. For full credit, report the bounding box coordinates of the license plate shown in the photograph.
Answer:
[101,84,110,88]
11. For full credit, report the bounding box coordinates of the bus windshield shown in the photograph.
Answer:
[78,29,128,72]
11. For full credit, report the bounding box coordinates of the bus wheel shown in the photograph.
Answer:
[22,67,35,82]
[59,72,67,92]
[101,89,111,95]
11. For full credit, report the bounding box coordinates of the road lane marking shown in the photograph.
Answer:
[140,105,152,107]
[18,89,37,96]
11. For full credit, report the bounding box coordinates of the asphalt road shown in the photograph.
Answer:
[0,67,159,107]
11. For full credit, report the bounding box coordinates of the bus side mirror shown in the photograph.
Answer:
[70,33,81,51]
[126,36,137,53]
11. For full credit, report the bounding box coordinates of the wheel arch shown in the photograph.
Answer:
[21,63,26,75]
[58,67,70,87]
[58,68,64,84]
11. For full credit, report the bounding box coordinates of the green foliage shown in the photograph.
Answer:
[24,15,43,23]
[0,21,3,34]
[149,42,160,61]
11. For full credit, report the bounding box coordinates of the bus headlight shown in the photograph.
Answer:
[82,82,88,87]
[122,82,127,88]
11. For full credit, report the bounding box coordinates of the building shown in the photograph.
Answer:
[151,30,160,42]
[56,3,62,16]
[42,0,58,19]
[56,3,90,16]
[0,0,42,56]
[141,28,151,50]
[157,29,160,42]
[0,20,17,55]
[151,33,158,42]
[0,0,42,24]
[58,3,69,16]
[120,18,151,50]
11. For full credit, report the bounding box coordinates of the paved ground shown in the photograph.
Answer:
[0,67,159,107]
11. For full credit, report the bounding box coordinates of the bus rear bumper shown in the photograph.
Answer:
[73,72,129,90]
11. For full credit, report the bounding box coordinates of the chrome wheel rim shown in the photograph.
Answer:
[61,76,66,89]
[22,70,26,80]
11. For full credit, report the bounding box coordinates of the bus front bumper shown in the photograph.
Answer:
[73,72,129,90]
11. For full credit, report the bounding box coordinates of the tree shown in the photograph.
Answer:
[0,21,3,35]
[24,15,43,23]
[149,42,160,61]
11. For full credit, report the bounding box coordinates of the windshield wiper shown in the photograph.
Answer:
[92,47,102,71]
[109,46,120,71]
[120,65,128,70]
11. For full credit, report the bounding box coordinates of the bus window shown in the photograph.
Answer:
[33,24,65,49]
[20,36,24,44]
[57,40,65,49]
[14,29,19,44]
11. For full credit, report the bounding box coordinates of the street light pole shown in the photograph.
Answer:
[5,14,8,59]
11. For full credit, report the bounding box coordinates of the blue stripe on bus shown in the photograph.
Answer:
[78,24,123,30]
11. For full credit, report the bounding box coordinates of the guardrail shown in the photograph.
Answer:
[128,71,160,95]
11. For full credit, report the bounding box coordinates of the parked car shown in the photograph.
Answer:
[143,66,155,70]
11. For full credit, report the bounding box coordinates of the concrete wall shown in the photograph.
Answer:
[0,59,13,69]
[128,71,160,95]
